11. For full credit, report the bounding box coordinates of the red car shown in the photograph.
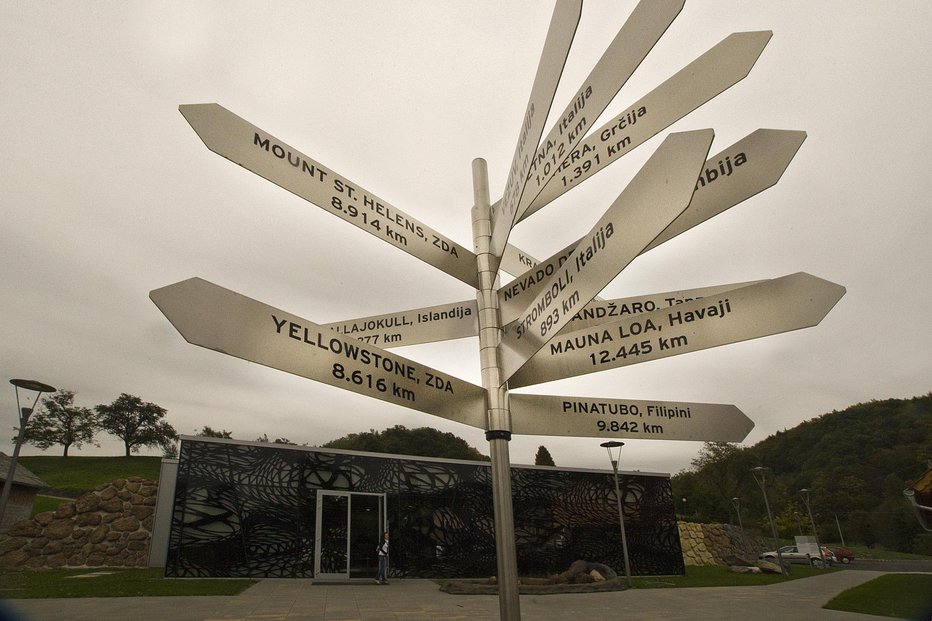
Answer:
[828,546,855,564]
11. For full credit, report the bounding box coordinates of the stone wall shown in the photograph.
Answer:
[678,521,764,566]
[0,477,157,569]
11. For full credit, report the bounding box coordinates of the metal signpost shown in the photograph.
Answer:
[155,2,846,619]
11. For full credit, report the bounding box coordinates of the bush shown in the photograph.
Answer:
[911,533,932,556]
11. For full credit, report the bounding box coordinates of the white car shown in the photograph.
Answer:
[759,545,835,567]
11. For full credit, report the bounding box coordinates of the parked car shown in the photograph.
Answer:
[827,546,855,564]
[759,545,832,567]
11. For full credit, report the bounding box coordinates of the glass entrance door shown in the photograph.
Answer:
[314,491,385,580]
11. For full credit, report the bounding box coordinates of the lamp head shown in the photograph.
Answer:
[10,379,56,393]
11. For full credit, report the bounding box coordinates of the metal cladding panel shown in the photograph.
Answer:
[164,438,683,579]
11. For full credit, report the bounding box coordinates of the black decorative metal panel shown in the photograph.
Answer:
[165,439,684,578]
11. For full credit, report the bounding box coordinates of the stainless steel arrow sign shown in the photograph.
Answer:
[150,278,487,429]
[321,300,479,348]
[509,272,846,388]
[179,103,480,288]
[509,394,754,442]
[519,30,774,221]
[488,0,581,261]
[499,129,714,380]
[514,0,685,223]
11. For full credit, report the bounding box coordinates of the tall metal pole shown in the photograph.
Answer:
[731,497,744,531]
[0,379,55,530]
[601,442,632,587]
[800,489,825,565]
[472,158,520,621]
[751,467,787,576]
[731,497,747,555]
[834,513,846,546]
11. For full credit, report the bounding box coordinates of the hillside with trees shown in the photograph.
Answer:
[322,425,489,461]
[672,393,932,555]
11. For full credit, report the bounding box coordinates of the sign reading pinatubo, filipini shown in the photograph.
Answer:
[152,2,844,616]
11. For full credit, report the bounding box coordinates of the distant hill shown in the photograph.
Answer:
[673,393,932,555]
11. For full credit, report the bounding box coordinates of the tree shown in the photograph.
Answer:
[255,433,294,444]
[20,390,97,457]
[534,445,556,466]
[197,426,233,438]
[672,442,746,523]
[95,393,178,457]
[323,425,488,461]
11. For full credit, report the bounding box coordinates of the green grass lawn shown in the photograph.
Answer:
[824,574,932,619]
[19,456,162,498]
[0,568,256,599]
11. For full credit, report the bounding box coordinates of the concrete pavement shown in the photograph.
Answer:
[0,570,915,621]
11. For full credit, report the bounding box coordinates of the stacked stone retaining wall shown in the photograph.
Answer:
[678,521,765,566]
[0,477,157,569]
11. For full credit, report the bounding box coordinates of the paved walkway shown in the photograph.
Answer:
[0,570,916,621]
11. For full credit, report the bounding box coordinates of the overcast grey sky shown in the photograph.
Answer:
[2,1,930,474]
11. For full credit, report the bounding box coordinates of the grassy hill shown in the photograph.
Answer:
[18,456,163,498]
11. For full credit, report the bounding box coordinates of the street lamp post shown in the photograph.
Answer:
[751,466,787,576]
[600,441,632,588]
[0,379,56,530]
[800,488,825,565]
[731,497,744,531]
[731,496,747,554]
[834,513,846,546]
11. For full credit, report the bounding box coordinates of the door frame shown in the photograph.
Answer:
[314,490,386,580]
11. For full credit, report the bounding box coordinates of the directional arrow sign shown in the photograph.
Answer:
[499,129,714,380]
[519,31,774,221]
[179,103,479,288]
[489,0,581,261]
[566,279,764,332]
[509,272,846,388]
[500,244,544,278]
[509,394,753,441]
[516,0,684,222]
[499,128,805,324]
[322,300,479,349]
[150,278,487,429]
[645,129,806,252]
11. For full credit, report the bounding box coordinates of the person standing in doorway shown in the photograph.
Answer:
[375,530,389,584]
